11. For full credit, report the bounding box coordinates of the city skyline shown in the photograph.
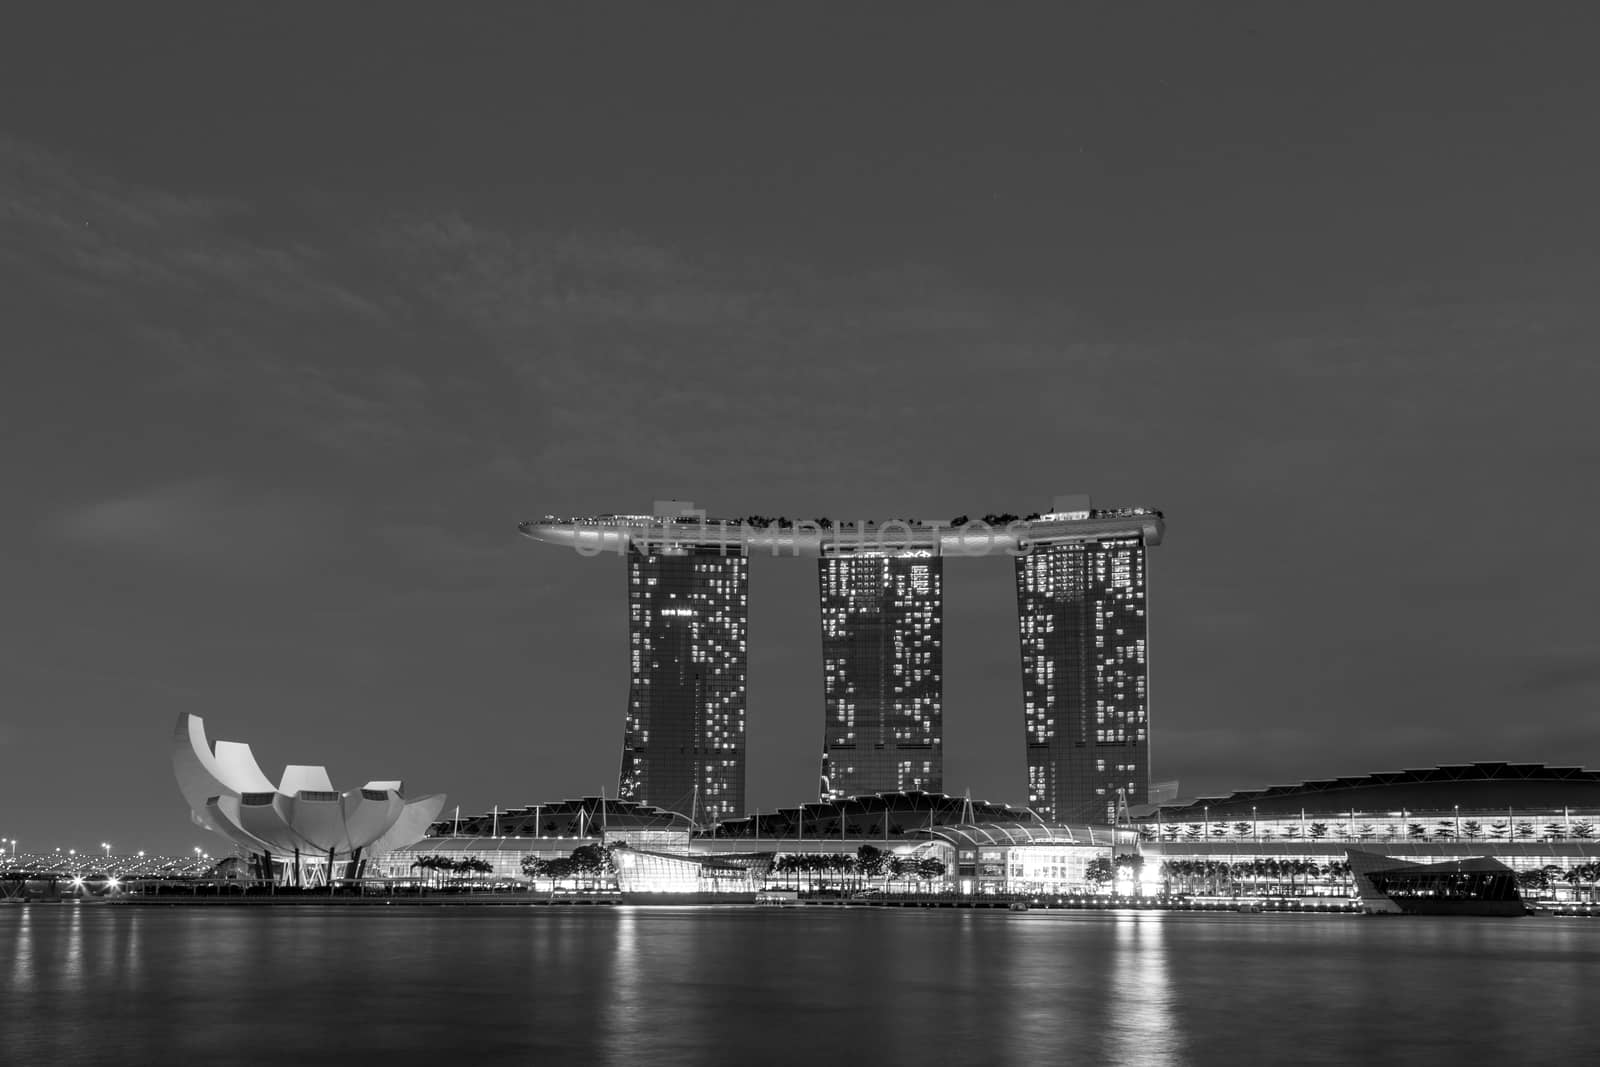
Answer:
[6,7,1600,856]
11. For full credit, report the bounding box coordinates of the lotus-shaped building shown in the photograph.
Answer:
[172,713,446,884]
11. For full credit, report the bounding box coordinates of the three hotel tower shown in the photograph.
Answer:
[520,497,1163,825]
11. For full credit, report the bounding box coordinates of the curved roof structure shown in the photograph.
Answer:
[426,791,1101,842]
[520,507,1162,558]
[1149,763,1600,819]
[428,796,695,839]
[707,790,1112,840]
[903,821,1111,849]
[172,713,445,859]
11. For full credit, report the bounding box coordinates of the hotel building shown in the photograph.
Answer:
[819,554,943,798]
[1017,498,1151,823]
[519,497,1162,822]
[623,544,749,823]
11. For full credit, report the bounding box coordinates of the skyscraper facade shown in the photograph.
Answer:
[622,546,749,823]
[1016,536,1149,823]
[818,553,944,799]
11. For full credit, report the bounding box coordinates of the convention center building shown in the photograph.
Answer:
[1131,762,1600,902]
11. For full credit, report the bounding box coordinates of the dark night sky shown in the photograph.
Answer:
[4,5,1599,855]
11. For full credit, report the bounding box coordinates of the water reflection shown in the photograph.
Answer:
[1104,912,1182,1066]
[600,908,640,1064]
[8,905,31,988]
[62,904,82,981]
[2,907,1597,1065]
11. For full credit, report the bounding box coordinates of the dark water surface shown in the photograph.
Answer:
[3,905,1596,1065]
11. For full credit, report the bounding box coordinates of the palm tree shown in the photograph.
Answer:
[1302,860,1324,896]
[411,854,453,888]
[457,857,493,886]
[1169,860,1192,895]
[1542,864,1565,896]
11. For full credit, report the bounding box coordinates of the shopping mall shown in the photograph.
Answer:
[375,791,1138,897]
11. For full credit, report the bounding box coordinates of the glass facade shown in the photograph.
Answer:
[1016,537,1149,823]
[623,547,749,823]
[1144,809,1600,847]
[818,555,943,798]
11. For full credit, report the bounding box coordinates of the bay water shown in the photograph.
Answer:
[4,905,1595,1065]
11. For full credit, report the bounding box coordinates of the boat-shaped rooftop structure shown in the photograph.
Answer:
[520,501,1162,558]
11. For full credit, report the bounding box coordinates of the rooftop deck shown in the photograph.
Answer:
[520,508,1163,557]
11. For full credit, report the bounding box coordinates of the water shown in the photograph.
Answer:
[3,905,1597,1065]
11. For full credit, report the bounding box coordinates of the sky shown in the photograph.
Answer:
[4,5,1600,856]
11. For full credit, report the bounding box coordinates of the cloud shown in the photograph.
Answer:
[7,134,1028,512]
[373,522,532,586]
[2,136,544,480]
[1518,657,1600,696]
[49,477,340,571]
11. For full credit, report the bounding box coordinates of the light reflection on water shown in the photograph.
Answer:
[2,905,1597,1065]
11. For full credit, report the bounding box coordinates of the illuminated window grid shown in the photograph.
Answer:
[623,547,748,823]
[1016,538,1148,823]
[818,554,944,799]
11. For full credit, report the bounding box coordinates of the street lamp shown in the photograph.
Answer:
[102,842,112,859]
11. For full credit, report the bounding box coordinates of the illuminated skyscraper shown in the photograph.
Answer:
[819,554,943,799]
[1016,525,1150,824]
[521,497,1160,826]
[623,546,748,823]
